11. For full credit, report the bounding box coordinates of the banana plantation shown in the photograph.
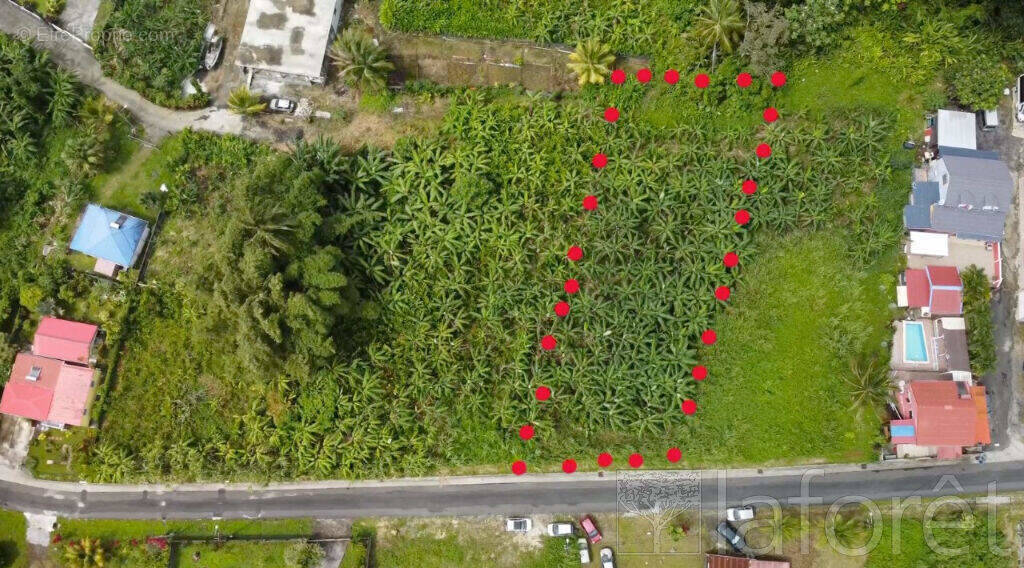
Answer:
[88,85,903,481]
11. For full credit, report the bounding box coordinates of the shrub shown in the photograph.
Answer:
[329,28,394,93]
[961,266,996,376]
[566,38,615,86]
[739,1,789,76]
[947,55,1008,110]
[227,87,266,115]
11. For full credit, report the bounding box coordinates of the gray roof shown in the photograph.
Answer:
[911,181,940,206]
[904,204,932,230]
[939,148,1013,212]
[939,322,970,373]
[235,0,340,79]
[930,206,1006,242]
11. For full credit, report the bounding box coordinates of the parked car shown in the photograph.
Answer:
[716,521,749,553]
[580,515,602,544]
[505,517,532,532]
[547,522,574,537]
[599,547,615,568]
[726,506,755,522]
[980,108,998,130]
[1015,74,1024,123]
[577,538,591,564]
[269,98,296,113]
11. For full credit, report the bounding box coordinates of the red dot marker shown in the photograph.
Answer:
[567,246,583,261]
[592,153,608,169]
[519,425,535,440]
[512,460,527,475]
[714,286,730,301]
[562,459,577,474]
[692,365,708,381]
[597,453,613,467]
[604,107,620,122]
[664,69,679,85]
[736,73,752,87]
[554,301,570,317]
[611,69,626,84]
[701,330,717,345]
[741,179,758,195]
[763,107,779,122]
[636,68,652,83]
[735,209,751,225]
[723,252,739,268]
[535,386,551,401]
[771,71,787,87]
[666,447,682,463]
[583,195,598,211]
[694,74,710,88]
[681,399,698,415]
[628,453,644,468]
[564,279,580,294]
[541,335,557,350]
[755,144,772,158]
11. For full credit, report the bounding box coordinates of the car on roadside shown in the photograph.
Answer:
[577,538,591,563]
[599,547,615,568]
[269,98,296,113]
[547,522,574,536]
[726,506,755,522]
[716,521,749,553]
[580,515,602,544]
[505,517,532,532]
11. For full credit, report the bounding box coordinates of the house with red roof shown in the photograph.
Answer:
[0,353,95,427]
[889,380,990,460]
[706,555,790,568]
[897,266,963,316]
[31,317,99,365]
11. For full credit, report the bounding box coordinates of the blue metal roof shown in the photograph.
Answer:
[911,181,940,206]
[69,204,149,267]
[904,204,932,230]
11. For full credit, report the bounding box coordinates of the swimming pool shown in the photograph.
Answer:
[903,321,929,363]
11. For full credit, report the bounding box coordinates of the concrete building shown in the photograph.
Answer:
[235,0,344,85]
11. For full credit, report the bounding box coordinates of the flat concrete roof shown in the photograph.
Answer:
[937,109,977,150]
[236,0,340,79]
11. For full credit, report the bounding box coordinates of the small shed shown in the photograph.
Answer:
[936,109,977,150]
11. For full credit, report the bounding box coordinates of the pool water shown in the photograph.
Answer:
[904,322,928,362]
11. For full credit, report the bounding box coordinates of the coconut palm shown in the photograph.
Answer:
[63,538,106,568]
[329,28,394,92]
[845,358,892,414]
[227,86,266,115]
[691,0,745,69]
[566,38,615,85]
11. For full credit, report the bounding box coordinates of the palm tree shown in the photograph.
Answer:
[329,28,394,92]
[228,86,266,115]
[238,199,297,254]
[845,358,892,415]
[566,38,615,86]
[691,0,745,69]
[63,538,107,568]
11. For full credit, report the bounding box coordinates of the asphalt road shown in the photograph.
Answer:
[2,461,1024,520]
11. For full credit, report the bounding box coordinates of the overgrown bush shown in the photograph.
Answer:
[947,54,1008,110]
[961,266,996,376]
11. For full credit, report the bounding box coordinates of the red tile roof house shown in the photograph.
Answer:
[0,353,95,428]
[897,265,963,317]
[706,555,790,568]
[31,317,99,365]
[889,380,991,460]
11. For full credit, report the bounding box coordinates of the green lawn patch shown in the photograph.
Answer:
[692,232,894,465]
[55,518,313,540]
[26,428,96,481]
[0,509,28,568]
[176,541,301,568]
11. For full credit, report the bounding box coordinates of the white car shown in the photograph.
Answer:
[505,517,532,532]
[577,538,591,563]
[726,506,755,522]
[1015,74,1024,123]
[269,98,296,113]
[599,547,615,568]
[547,522,574,536]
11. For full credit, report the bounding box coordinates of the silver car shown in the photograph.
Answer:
[547,522,574,536]
[599,547,615,568]
[577,538,590,563]
[504,517,532,532]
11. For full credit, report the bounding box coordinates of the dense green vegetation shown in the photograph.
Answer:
[0,509,27,568]
[962,266,997,377]
[866,507,1012,568]
[93,0,209,108]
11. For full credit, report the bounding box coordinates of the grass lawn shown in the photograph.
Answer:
[0,509,28,568]
[591,513,705,568]
[27,427,96,481]
[89,137,172,220]
[367,518,577,568]
[689,231,896,466]
[175,541,297,568]
[55,518,313,540]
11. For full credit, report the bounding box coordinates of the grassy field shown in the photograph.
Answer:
[175,541,301,568]
[0,509,27,568]
[55,518,313,540]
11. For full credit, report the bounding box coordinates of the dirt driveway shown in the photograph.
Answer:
[0,415,33,469]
